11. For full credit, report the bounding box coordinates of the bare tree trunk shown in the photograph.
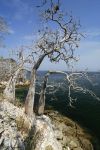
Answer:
[38,73,49,115]
[3,67,21,102]
[37,71,68,115]
[25,69,36,117]
[37,70,100,114]
[3,76,15,101]
[25,54,46,117]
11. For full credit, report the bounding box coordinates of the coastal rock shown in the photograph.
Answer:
[46,110,94,150]
[0,100,63,150]
[32,115,62,150]
[0,100,34,150]
[0,98,96,150]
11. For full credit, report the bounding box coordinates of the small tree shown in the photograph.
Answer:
[25,0,81,117]
[3,48,32,101]
[37,70,100,115]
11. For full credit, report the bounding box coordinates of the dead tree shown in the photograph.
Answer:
[37,72,50,115]
[3,48,31,102]
[37,71,100,115]
[37,71,67,115]
[25,0,81,117]
[3,63,23,101]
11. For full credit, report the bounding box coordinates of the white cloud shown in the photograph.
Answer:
[23,35,34,40]
[83,28,100,40]
[8,28,15,34]
[23,32,42,42]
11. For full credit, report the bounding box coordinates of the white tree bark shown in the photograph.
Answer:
[25,69,36,117]
[37,71,68,115]
[3,63,23,102]
[25,54,47,117]
[32,115,62,150]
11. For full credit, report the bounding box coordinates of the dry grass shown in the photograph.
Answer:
[14,98,24,107]
[16,116,30,135]
[45,145,53,150]
[0,93,4,102]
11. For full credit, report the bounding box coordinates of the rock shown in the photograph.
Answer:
[0,100,34,150]
[32,115,62,150]
[0,100,63,150]
[0,119,3,123]
[0,128,4,134]
[54,129,63,140]
[0,136,4,145]
[54,122,68,133]
[46,110,95,150]
[61,136,70,145]
[69,140,78,148]
[78,137,94,150]
[0,100,96,150]
[66,147,71,150]
[74,148,83,150]
[45,145,54,150]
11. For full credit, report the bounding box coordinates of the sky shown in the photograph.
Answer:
[0,0,100,71]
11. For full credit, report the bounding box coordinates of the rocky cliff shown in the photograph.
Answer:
[0,97,97,150]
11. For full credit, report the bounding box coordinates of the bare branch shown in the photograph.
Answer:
[37,70,100,115]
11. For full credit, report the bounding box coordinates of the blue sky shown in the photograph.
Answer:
[0,0,100,71]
